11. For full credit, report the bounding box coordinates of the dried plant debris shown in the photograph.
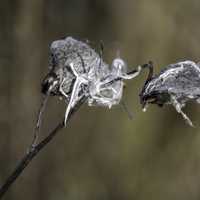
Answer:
[42,37,141,124]
[140,61,200,127]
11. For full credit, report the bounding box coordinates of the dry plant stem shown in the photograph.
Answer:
[0,122,64,199]
[0,98,85,199]
[31,95,49,147]
[120,101,133,120]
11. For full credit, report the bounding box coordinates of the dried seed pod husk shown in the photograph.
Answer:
[140,60,200,126]
[42,37,109,96]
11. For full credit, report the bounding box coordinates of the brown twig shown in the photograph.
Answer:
[0,97,85,199]
[31,95,49,148]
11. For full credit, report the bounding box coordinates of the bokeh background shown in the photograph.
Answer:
[1,0,200,199]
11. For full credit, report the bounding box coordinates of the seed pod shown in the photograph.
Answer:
[41,37,109,96]
[140,61,200,126]
[41,37,142,125]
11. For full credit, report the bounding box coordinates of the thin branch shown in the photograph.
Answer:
[31,95,49,148]
[0,97,85,199]
[120,100,134,120]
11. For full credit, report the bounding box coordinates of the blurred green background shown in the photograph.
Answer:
[1,0,200,199]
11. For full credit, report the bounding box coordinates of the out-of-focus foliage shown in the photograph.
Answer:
[1,0,200,199]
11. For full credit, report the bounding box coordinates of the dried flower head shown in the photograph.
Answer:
[140,61,200,127]
[140,61,200,126]
[42,37,141,124]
